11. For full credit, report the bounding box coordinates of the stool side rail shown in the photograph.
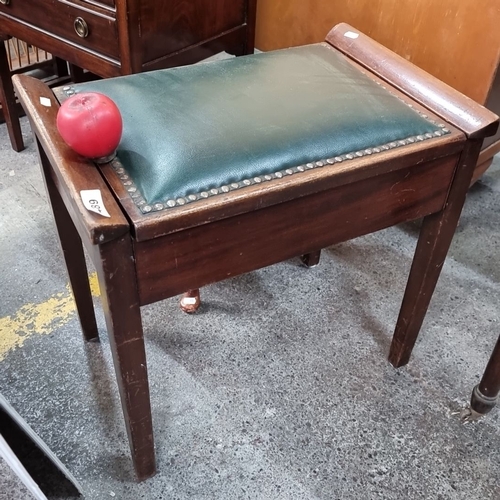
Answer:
[12,74,129,246]
[326,23,499,140]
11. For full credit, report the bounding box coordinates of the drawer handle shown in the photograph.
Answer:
[0,0,11,5]
[74,17,89,38]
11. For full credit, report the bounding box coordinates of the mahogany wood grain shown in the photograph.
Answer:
[115,0,137,74]
[388,139,483,367]
[471,335,500,415]
[134,155,458,305]
[90,234,155,481]
[13,75,128,245]
[142,26,249,72]
[326,24,499,140]
[139,0,245,64]
[37,137,99,341]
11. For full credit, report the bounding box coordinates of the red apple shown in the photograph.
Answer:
[56,92,122,161]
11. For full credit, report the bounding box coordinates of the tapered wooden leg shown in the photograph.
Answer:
[301,250,321,268]
[92,235,155,481]
[37,140,98,341]
[180,289,201,313]
[470,335,500,415]
[53,57,69,78]
[69,63,86,83]
[389,140,483,367]
[0,38,24,152]
[244,0,257,54]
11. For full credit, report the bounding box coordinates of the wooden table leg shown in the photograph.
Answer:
[92,235,156,481]
[300,251,321,268]
[388,140,482,367]
[0,38,24,152]
[37,140,98,341]
[52,57,69,78]
[470,335,500,415]
[69,64,86,84]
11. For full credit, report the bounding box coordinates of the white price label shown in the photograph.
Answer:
[80,189,110,218]
[344,31,359,39]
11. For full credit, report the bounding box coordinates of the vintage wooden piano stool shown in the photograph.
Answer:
[13,24,499,480]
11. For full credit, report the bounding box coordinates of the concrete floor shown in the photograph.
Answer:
[1,113,500,499]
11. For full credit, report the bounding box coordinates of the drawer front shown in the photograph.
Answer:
[0,0,119,60]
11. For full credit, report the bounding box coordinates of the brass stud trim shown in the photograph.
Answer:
[109,92,450,215]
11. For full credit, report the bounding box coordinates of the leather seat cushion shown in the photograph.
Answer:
[73,44,441,206]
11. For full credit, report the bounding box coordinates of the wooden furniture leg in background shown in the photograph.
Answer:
[389,140,482,367]
[301,251,321,268]
[470,335,500,415]
[52,57,69,79]
[0,37,24,151]
[180,289,201,313]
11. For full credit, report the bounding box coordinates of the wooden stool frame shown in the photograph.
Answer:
[13,24,498,481]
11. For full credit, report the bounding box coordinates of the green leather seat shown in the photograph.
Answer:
[69,44,444,212]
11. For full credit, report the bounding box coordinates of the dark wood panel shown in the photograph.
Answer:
[141,25,247,72]
[139,0,246,64]
[135,155,458,305]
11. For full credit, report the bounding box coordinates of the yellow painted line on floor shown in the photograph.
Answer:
[0,273,100,361]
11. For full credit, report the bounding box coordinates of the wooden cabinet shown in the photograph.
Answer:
[0,0,256,77]
[0,0,257,150]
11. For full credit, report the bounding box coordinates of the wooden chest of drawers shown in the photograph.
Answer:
[0,0,256,78]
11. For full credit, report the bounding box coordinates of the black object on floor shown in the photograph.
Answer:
[0,395,82,499]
